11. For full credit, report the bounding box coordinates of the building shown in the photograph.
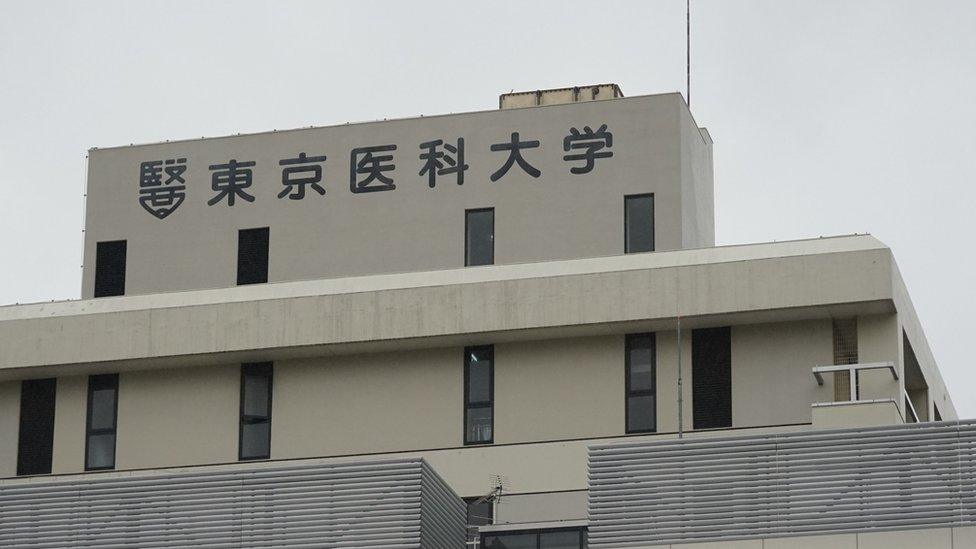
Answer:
[0,85,971,548]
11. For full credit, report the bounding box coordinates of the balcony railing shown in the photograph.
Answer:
[811,361,898,402]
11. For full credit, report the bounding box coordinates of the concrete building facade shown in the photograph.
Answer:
[0,86,966,548]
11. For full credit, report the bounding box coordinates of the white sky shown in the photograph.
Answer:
[1,1,974,415]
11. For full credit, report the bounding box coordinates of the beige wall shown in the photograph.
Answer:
[116,365,239,469]
[857,314,902,408]
[811,399,904,429]
[51,375,86,474]
[731,319,833,427]
[16,316,918,480]
[272,348,461,458]
[495,337,623,443]
[82,94,712,298]
[0,381,19,477]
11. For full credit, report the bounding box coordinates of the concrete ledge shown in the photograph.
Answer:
[0,236,894,379]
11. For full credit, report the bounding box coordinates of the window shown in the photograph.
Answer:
[464,497,494,544]
[239,362,273,460]
[692,327,732,429]
[625,333,656,433]
[464,345,493,445]
[237,227,269,285]
[85,374,118,471]
[482,528,587,549]
[465,208,494,266]
[935,404,943,422]
[832,318,858,402]
[624,194,654,253]
[17,378,56,476]
[94,240,126,297]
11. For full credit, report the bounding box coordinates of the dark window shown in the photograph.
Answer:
[692,327,732,429]
[625,333,656,433]
[624,194,654,253]
[482,528,586,549]
[237,227,269,285]
[464,345,493,445]
[94,240,126,297]
[17,378,57,476]
[934,404,943,422]
[464,497,494,544]
[239,362,273,460]
[85,374,118,471]
[465,208,494,266]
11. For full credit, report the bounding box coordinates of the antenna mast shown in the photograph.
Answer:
[686,0,691,107]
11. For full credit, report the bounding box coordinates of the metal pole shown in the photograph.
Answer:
[677,315,683,438]
[686,0,691,107]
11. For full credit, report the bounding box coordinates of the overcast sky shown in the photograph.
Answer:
[1,1,974,415]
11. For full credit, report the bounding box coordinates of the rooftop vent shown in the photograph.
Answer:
[499,84,624,109]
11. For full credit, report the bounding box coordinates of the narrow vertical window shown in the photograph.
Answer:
[692,327,732,429]
[94,240,127,297]
[17,378,57,476]
[464,345,493,445]
[465,208,494,266]
[832,318,858,402]
[934,404,943,422]
[624,194,654,253]
[85,374,118,471]
[625,333,656,433]
[237,227,269,285]
[239,362,273,460]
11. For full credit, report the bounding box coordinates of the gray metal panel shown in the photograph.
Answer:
[0,457,466,548]
[587,421,976,547]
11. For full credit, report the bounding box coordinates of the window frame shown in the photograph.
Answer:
[238,362,274,461]
[624,193,655,254]
[84,373,119,471]
[463,345,494,445]
[464,207,495,267]
[625,332,657,434]
[481,526,587,549]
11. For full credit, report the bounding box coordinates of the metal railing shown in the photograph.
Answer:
[811,361,898,402]
[588,420,976,547]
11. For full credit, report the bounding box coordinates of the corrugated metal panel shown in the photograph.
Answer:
[0,457,466,548]
[588,421,976,547]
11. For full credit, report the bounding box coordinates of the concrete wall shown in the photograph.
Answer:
[272,349,460,458]
[494,337,624,443]
[51,375,86,474]
[13,318,905,481]
[812,399,904,430]
[82,93,713,297]
[731,319,834,427]
[0,381,19,477]
[115,365,240,469]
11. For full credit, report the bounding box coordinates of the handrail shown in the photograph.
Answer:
[812,361,898,403]
[904,389,920,423]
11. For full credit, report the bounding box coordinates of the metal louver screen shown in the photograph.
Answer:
[16,378,57,476]
[588,421,976,547]
[94,240,126,297]
[0,457,466,549]
[691,327,731,429]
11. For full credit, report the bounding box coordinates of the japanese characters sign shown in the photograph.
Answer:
[132,125,614,218]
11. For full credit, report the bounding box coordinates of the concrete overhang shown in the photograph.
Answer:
[0,235,894,380]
